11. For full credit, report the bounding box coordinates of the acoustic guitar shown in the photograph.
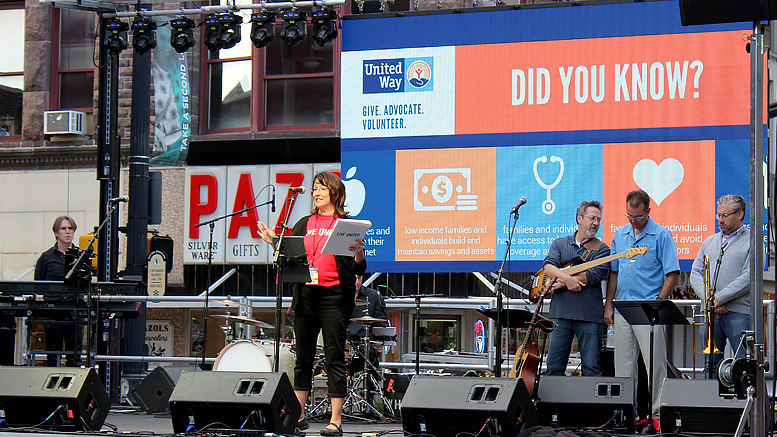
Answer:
[507,279,554,395]
[528,245,647,302]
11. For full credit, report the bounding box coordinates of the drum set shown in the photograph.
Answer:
[209,299,398,423]
[308,315,398,422]
[209,299,293,377]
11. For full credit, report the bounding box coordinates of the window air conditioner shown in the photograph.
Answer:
[43,110,87,135]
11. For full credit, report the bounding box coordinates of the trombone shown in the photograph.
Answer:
[699,254,722,378]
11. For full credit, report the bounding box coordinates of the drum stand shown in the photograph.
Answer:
[343,330,396,422]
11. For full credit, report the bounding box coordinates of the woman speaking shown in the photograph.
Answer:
[257,171,365,437]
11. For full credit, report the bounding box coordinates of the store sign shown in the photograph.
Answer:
[146,320,173,357]
[184,163,340,264]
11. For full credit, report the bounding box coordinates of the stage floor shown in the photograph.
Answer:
[0,407,404,437]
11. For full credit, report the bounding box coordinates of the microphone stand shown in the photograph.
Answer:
[707,242,726,378]
[492,210,519,377]
[402,292,442,375]
[270,192,301,371]
[194,199,274,370]
[64,201,119,368]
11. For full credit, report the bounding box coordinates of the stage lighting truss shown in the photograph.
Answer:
[170,17,196,53]
[311,9,337,47]
[131,15,157,54]
[250,11,275,48]
[204,12,243,52]
[279,10,307,47]
[104,17,129,55]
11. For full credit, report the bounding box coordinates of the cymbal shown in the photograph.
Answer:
[350,316,387,324]
[210,299,251,308]
[212,314,273,329]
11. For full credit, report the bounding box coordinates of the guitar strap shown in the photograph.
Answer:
[581,237,602,262]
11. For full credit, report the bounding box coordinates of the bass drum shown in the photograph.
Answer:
[213,340,296,385]
[213,340,272,372]
[258,340,296,386]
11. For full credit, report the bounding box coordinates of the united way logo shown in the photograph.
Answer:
[362,57,433,94]
[406,59,433,92]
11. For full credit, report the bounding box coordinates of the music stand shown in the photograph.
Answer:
[614,299,689,434]
[272,236,310,283]
[477,308,553,329]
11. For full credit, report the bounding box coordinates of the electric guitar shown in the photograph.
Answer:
[528,245,647,302]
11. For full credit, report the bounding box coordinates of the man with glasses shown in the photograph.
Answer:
[604,190,679,419]
[689,194,750,378]
[543,200,610,376]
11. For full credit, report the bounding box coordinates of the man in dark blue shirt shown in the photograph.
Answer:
[543,201,610,376]
[34,215,82,367]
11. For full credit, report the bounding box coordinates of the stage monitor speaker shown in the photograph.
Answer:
[536,376,636,432]
[400,375,536,437]
[0,366,109,431]
[659,378,746,435]
[679,0,777,25]
[132,366,175,414]
[169,371,300,434]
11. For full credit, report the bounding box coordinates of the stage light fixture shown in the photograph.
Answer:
[104,17,129,55]
[218,12,243,49]
[203,15,223,52]
[170,17,196,53]
[131,16,157,54]
[204,12,242,52]
[311,9,337,47]
[279,10,307,47]
[250,11,275,48]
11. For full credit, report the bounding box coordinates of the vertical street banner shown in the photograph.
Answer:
[340,1,764,273]
[151,17,192,166]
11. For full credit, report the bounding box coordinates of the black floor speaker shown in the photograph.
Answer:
[536,375,636,432]
[400,375,537,437]
[132,366,175,414]
[169,371,300,434]
[659,378,746,435]
[0,366,109,431]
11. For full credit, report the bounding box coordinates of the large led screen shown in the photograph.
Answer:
[340,1,763,273]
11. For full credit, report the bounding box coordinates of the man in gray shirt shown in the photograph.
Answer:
[690,194,750,377]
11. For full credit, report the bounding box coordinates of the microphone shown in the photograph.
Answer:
[378,284,398,298]
[108,195,129,203]
[510,196,527,214]
[271,185,276,213]
[289,186,306,194]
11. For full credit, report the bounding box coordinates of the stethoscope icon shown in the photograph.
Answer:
[533,155,564,215]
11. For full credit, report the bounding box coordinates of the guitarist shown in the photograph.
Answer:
[543,200,611,377]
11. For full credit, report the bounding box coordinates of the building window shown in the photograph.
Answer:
[203,1,339,133]
[0,7,24,137]
[419,318,460,353]
[206,17,253,131]
[56,9,96,110]
[264,30,334,127]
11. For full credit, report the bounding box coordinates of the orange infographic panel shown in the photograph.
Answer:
[395,147,497,261]
[602,140,716,259]
[456,31,752,135]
